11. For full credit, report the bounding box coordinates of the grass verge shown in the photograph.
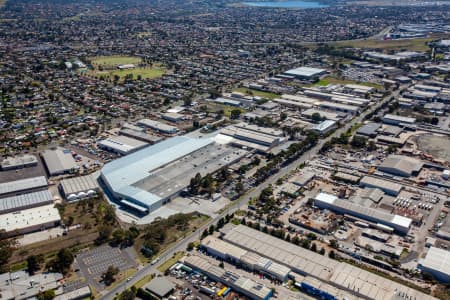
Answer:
[157,252,185,273]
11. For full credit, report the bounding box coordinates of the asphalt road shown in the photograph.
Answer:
[100,87,399,300]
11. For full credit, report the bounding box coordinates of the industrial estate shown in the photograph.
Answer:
[1,0,450,299]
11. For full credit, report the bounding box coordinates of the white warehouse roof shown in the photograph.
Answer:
[0,204,60,234]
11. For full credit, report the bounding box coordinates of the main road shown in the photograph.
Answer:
[101,86,401,300]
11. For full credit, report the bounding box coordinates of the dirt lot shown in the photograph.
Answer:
[415,133,450,162]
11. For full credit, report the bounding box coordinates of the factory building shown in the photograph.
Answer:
[359,176,403,196]
[0,204,61,237]
[59,172,101,201]
[223,225,435,300]
[0,176,48,197]
[283,67,327,80]
[1,154,38,171]
[183,255,273,300]
[161,112,184,123]
[356,122,381,138]
[98,135,149,155]
[41,148,78,176]
[382,114,416,125]
[311,120,337,135]
[312,193,411,234]
[419,247,450,283]
[219,122,284,153]
[118,128,163,144]
[0,190,53,214]
[378,155,423,177]
[101,135,246,214]
[201,236,291,281]
[0,271,63,300]
[137,118,179,134]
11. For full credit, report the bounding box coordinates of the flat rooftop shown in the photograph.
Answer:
[284,67,327,78]
[0,204,60,233]
[133,142,246,200]
[98,135,148,154]
[420,247,450,278]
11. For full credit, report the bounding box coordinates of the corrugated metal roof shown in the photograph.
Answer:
[0,176,47,196]
[0,190,53,213]
[101,136,214,208]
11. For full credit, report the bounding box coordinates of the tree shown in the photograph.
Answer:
[97,225,113,244]
[118,288,136,300]
[230,109,241,120]
[201,229,208,239]
[310,243,317,252]
[351,135,367,148]
[367,140,377,151]
[219,261,224,268]
[329,250,336,259]
[49,248,74,274]
[187,242,195,251]
[329,239,339,249]
[37,289,55,300]
[102,265,119,285]
[311,112,322,123]
[319,247,326,255]
[112,229,126,245]
[0,230,15,272]
[27,255,43,275]
[208,225,215,235]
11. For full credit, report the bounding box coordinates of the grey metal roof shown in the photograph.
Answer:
[1,154,38,169]
[60,173,100,195]
[144,277,175,297]
[225,225,437,300]
[378,155,423,176]
[0,190,53,213]
[101,136,215,207]
[0,176,47,196]
[41,148,78,175]
[356,122,381,136]
[420,247,450,278]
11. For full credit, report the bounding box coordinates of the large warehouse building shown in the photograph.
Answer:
[313,192,412,234]
[41,148,78,176]
[283,67,327,80]
[0,190,53,214]
[0,204,61,237]
[419,247,450,283]
[183,255,273,300]
[1,154,38,171]
[378,155,423,177]
[201,236,291,281]
[223,225,436,300]
[0,176,48,197]
[101,135,246,214]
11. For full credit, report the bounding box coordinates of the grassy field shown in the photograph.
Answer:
[87,55,166,81]
[157,252,185,273]
[110,67,165,79]
[234,87,280,99]
[90,55,142,67]
[314,76,383,89]
[332,34,450,52]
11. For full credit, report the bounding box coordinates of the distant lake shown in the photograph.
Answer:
[242,1,329,8]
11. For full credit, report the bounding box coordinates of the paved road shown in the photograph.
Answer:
[101,87,398,299]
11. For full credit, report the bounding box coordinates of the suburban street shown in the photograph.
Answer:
[101,87,398,299]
